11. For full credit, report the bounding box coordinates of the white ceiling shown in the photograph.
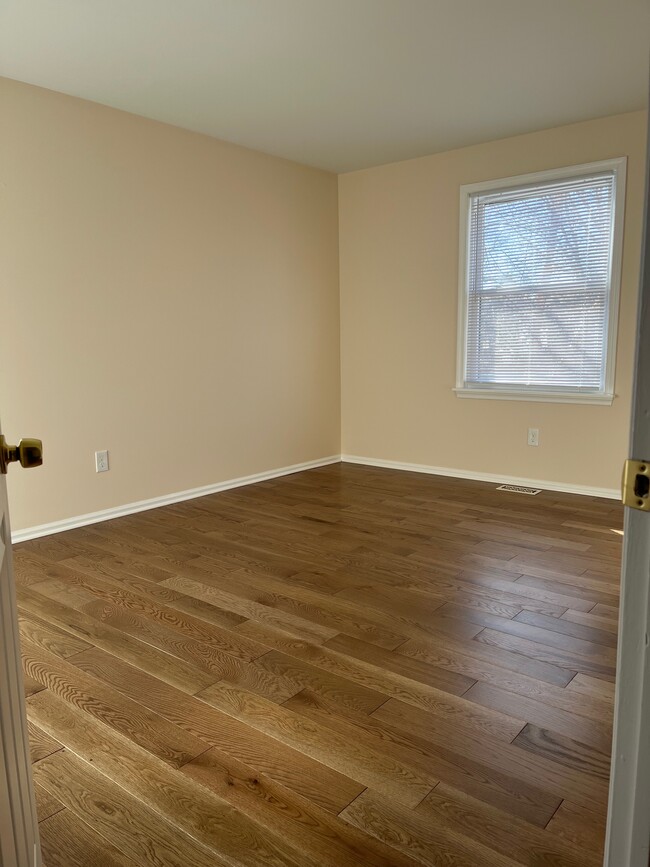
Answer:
[0,0,648,173]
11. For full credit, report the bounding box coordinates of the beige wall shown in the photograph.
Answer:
[1,81,644,534]
[0,78,340,532]
[339,111,647,492]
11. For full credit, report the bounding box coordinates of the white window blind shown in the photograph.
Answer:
[458,162,624,402]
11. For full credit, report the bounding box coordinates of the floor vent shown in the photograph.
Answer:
[496,484,542,495]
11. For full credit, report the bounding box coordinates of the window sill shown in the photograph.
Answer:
[453,388,614,406]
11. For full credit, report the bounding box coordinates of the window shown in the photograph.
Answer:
[455,159,626,404]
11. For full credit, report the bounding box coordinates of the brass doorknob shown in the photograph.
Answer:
[0,436,43,474]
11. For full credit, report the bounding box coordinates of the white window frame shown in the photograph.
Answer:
[454,158,627,405]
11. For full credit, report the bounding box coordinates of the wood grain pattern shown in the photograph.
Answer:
[474,628,617,680]
[566,672,616,701]
[189,563,411,647]
[463,681,612,751]
[21,636,210,768]
[39,808,140,867]
[323,632,479,698]
[161,573,339,643]
[71,645,365,813]
[18,611,93,659]
[396,631,578,686]
[255,649,389,713]
[34,749,231,867]
[323,635,525,741]
[342,789,520,867]
[28,691,321,867]
[415,783,601,867]
[282,687,560,826]
[27,720,63,764]
[33,783,65,823]
[23,673,46,699]
[371,699,610,810]
[35,563,266,658]
[545,799,608,854]
[15,464,619,866]
[198,680,435,808]
[514,609,618,647]
[512,723,612,781]
[18,586,219,694]
[182,748,421,867]
[235,622,479,710]
[561,608,620,635]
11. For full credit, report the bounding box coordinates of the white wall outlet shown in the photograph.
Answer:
[95,450,109,472]
[527,428,540,447]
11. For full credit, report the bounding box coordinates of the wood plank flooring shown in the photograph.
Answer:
[14,463,621,866]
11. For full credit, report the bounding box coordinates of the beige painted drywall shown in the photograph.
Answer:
[0,77,340,532]
[1,81,644,534]
[339,111,647,492]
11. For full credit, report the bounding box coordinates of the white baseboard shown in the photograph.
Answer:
[11,455,341,544]
[12,451,620,544]
[341,454,620,500]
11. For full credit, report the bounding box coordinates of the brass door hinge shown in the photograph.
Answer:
[622,459,650,511]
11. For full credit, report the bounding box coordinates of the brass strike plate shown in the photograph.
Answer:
[622,459,650,511]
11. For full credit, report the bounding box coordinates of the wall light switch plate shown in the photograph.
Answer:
[95,450,109,472]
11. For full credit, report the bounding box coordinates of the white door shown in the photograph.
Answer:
[0,427,43,867]
[605,110,650,867]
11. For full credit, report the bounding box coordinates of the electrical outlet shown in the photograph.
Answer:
[95,450,109,472]
[527,428,540,447]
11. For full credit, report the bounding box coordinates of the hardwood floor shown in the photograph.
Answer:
[14,463,621,866]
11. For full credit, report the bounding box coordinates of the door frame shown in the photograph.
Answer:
[0,464,40,867]
[604,105,650,867]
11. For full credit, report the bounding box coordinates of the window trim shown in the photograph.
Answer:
[454,157,627,405]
